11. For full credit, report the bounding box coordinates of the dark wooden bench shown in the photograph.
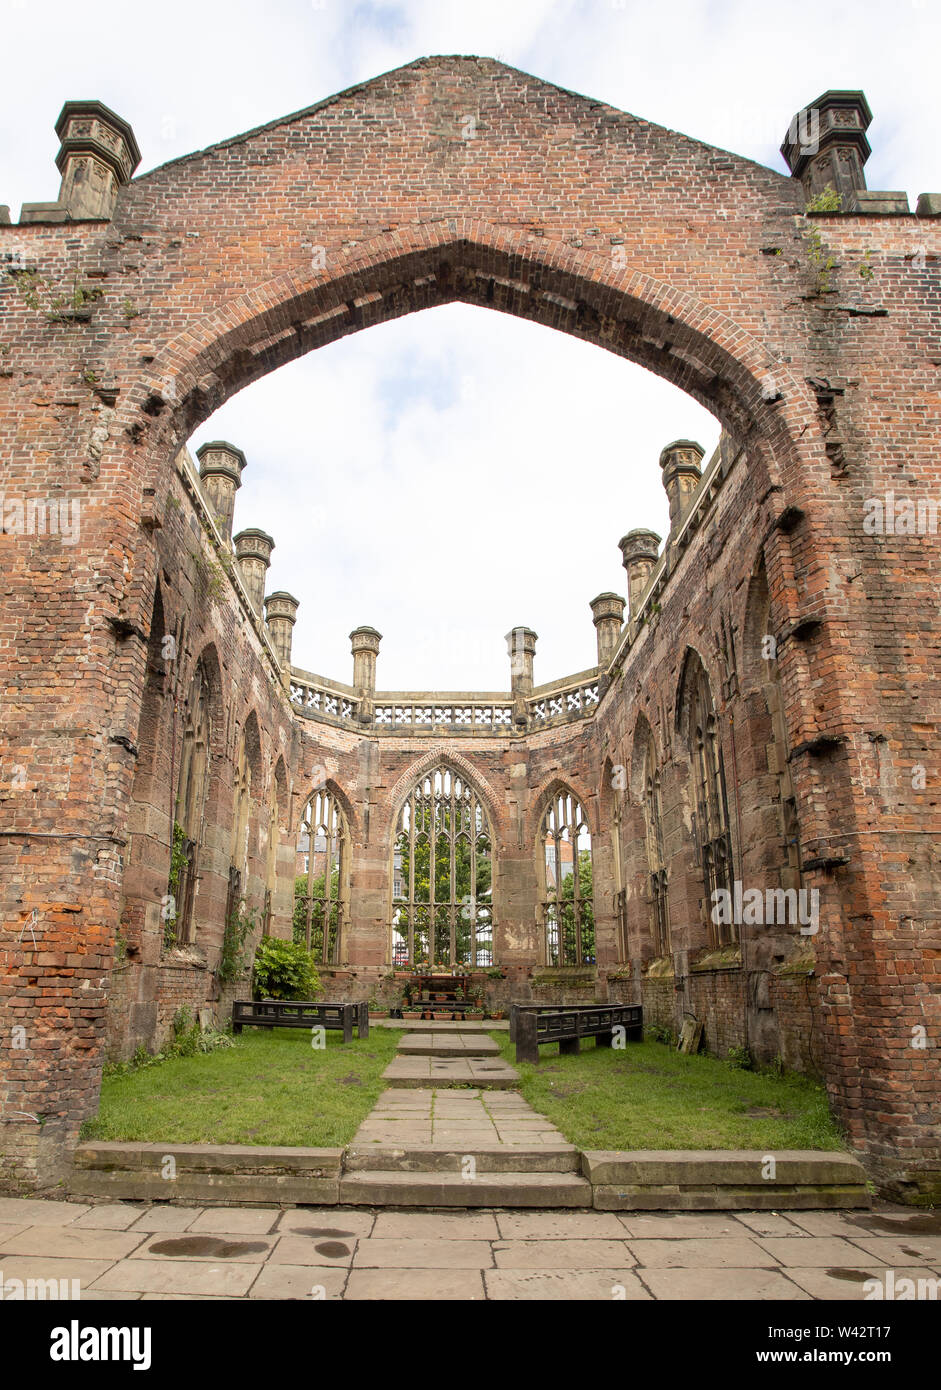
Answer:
[511,1003,642,1064]
[232,999,368,1041]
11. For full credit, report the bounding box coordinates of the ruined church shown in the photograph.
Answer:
[0,59,938,1203]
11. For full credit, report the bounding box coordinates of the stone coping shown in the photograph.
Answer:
[69,1143,870,1211]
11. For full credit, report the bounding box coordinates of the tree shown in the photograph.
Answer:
[394,804,492,966]
[293,867,340,955]
[556,848,595,963]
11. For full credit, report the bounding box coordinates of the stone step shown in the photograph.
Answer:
[339,1169,593,1207]
[398,1033,499,1057]
[382,1055,519,1089]
[582,1149,872,1211]
[345,1143,581,1173]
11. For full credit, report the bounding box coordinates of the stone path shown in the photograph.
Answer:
[382,1055,519,1087]
[0,1197,936,1300]
[344,1027,586,1204]
[381,1023,518,1088]
[398,1032,500,1056]
[351,1087,567,1147]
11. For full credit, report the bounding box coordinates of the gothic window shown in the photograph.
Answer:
[391,766,493,969]
[296,788,349,965]
[688,661,735,945]
[643,738,671,956]
[171,657,212,944]
[541,789,594,967]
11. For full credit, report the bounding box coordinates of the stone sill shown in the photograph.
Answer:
[159,948,208,971]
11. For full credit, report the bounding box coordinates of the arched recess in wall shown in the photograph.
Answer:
[390,761,494,971]
[630,712,671,960]
[229,710,263,921]
[264,756,289,936]
[133,581,168,782]
[741,555,803,893]
[600,756,628,962]
[675,647,735,948]
[535,782,595,968]
[295,782,351,965]
[169,643,223,946]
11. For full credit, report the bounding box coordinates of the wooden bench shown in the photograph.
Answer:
[232,999,368,1041]
[511,1003,642,1064]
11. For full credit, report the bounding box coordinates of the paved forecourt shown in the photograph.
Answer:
[0,1197,937,1301]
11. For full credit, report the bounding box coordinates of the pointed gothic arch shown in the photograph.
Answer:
[295,782,352,964]
[390,760,495,970]
[537,782,595,967]
[169,644,223,945]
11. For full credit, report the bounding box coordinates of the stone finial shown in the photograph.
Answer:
[659,440,704,533]
[265,592,299,669]
[781,90,872,204]
[350,627,382,723]
[506,626,537,729]
[54,100,141,220]
[618,529,661,617]
[589,592,626,667]
[196,441,246,542]
[506,626,537,695]
[233,528,274,616]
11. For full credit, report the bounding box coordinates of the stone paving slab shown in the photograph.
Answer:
[345,1268,485,1299]
[399,1033,500,1056]
[249,1265,349,1299]
[484,1269,652,1300]
[372,1019,508,1032]
[0,1198,928,1300]
[351,1085,570,1152]
[382,1055,519,1088]
[0,1224,147,1261]
[0,1198,89,1225]
[640,1268,812,1300]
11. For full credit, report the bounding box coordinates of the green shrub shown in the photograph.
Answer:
[727,1045,754,1071]
[252,937,322,1001]
[218,904,255,983]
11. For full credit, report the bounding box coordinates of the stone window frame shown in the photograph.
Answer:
[540,786,595,968]
[296,786,351,965]
[390,764,495,971]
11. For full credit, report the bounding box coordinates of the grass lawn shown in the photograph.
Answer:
[81,1027,399,1148]
[495,1032,845,1152]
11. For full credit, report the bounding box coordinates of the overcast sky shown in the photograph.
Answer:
[2,1,933,689]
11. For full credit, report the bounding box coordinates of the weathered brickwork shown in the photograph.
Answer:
[0,59,938,1202]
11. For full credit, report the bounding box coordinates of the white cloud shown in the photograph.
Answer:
[3,0,930,688]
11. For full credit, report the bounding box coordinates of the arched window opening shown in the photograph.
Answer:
[392,767,493,969]
[643,738,670,956]
[541,790,594,967]
[296,788,349,964]
[228,713,261,928]
[170,656,212,945]
[688,662,735,945]
[605,760,628,962]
